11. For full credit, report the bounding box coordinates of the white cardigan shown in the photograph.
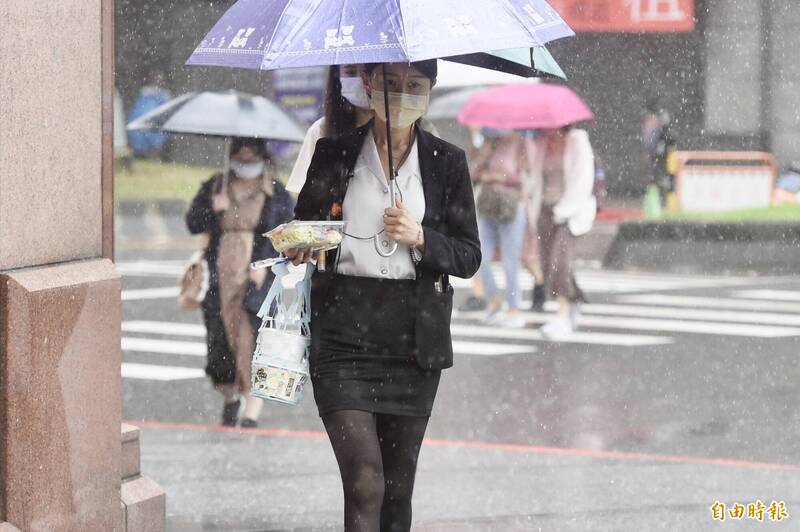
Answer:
[526,128,596,236]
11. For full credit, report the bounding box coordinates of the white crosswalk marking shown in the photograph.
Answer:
[123,319,671,347]
[117,260,186,278]
[450,324,672,347]
[118,260,759,294]
[123,321,205,336]
[121,329,537,359]
[553,302,800,327]
[122,337,206,356]
[122,287,181,301]
[616,294,800,314]
[459,312,800,338]
[122,363,205,381]
[118,264,800,382]
[449,266,757,293]
[452,342,536,356]
[731,289,800,302]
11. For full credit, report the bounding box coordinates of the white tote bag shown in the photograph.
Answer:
[251,261,314,405]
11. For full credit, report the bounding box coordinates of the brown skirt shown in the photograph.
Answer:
[537,205,586,303]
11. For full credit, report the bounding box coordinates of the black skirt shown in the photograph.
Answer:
[310,274,441,417]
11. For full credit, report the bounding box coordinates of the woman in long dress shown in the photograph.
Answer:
[186,137,294,426]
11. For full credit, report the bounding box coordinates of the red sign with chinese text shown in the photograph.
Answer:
[550,0,695,32]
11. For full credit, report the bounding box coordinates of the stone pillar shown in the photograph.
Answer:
[768,1,800,166]
[703,0,763,137]
[0,1,163,531]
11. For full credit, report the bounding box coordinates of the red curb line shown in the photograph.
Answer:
[125,419,800,472]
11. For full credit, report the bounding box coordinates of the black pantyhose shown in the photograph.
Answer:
[322,410,430,532]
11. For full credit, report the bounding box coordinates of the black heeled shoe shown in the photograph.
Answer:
[531,285,546,312]
[240,418,258,429]
[221,399,241,427]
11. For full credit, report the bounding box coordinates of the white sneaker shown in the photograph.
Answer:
[569,303,581,329]
[483,306,503,324]
[540,318,574,339]
[502,312,528,329]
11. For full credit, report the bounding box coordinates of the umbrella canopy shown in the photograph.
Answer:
[445,46,566,81]
[186,0,572,72]
[457,83,594,130]
[435,56,548,90]
[126,90,306,143]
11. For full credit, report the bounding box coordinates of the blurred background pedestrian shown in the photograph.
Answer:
[528,125,596,337]
[472,128,533,328]
[127,73,172,160]
[185,137,294,427]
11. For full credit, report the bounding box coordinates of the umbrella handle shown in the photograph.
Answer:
[221,136,231,192]
[377,63,399,257]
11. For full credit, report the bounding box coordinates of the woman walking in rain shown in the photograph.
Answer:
[528,125,596,337]
[286,60,481,532]
[186,137,294,427]
[471,128,534,328]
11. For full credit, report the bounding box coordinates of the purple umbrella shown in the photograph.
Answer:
[186,0,573,70]
[187,0,574,255]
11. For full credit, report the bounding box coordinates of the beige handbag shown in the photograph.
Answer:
[178,235,210,310]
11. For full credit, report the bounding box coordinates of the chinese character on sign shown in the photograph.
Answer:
[747,500,766,522]
[711,501,726,521]
[626,0,686,22]
[728,503,745,520]
[768,501,789,522]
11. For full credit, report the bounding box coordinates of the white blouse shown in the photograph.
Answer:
[335,132,425,280]
[286,117,325,194]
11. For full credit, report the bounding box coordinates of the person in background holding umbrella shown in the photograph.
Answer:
[472,128,532,328]
[528,125,596,337]
[286,64,374,194]
[286,60,480,532]
[186,137,294,427]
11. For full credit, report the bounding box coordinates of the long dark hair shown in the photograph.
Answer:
[362,60,438,86]
[230,137,271,162]
[322,66,357,140]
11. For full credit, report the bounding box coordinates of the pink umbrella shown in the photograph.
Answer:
[457,83,594,130]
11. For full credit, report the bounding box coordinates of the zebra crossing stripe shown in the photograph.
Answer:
[122,362,205,381]
[452,342,536,356]
[616,294,800,314]
[458,312,800,338]
[558,302,800,327]
[122,337,206,356]
[731,290,800,302]
[123,321,205,336]
[123,320,671,347]
[121,334,536,358]
[450,324,672,347]
[122,287,181,301]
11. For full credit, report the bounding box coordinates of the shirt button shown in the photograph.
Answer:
[383,188,389,194]
[382,240,390,247]
[381,268,389,276]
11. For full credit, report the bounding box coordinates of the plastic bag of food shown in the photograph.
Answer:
[265,221,345,253]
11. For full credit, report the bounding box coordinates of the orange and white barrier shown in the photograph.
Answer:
[674,152,776,213]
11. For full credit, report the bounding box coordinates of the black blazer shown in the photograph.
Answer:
[295,122,482,370]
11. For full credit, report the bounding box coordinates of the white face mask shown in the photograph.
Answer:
[340,76,370,109]
[230,160,265,180]
[371,90,430,129]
